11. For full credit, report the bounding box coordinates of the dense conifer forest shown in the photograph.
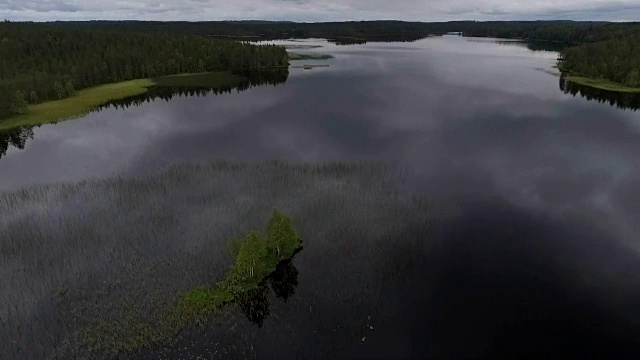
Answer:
[0,22,289,119]
[559,35,640,87]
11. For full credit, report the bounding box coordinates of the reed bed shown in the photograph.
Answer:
[0,161,429,359]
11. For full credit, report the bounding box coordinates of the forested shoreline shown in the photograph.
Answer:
[20,20,640,89]
[0,68,289,158]
[0,22,289,120]
[458,21,640,89]
[1,20,638,123]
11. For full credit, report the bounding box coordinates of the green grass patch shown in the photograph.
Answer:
[288,53,334,61]
[0,72,246,131]
[183,286,234,313]
[0,79,154,131]
[565,76,640,93]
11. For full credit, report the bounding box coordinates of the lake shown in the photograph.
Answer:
[1,36,639,359]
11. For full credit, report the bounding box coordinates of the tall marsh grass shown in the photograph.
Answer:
[0,161,429,359]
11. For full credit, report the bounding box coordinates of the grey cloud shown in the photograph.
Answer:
[1,0,81,12]
[0,0,639,21]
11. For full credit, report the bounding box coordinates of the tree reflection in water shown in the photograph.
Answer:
[0,69,289,159]
[101,69,289,111]
[270,259,299,303]
[237,260,299,327]
[0,127,34,159]
[559,75,640,111]
[237,284,271,327]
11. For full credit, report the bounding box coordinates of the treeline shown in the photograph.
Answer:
[53,20,446,42]
[458,21,640,43]
[560,35,640,87]
[56,20,640,44]
[0,21,289,119]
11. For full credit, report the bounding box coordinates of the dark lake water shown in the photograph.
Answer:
[2,36,640,358]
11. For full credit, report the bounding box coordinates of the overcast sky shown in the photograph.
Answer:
[1,0,639,22]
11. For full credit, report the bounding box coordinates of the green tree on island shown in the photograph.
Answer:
[222,210,303,294]
[267,209,302,260]
[234,231,268,278]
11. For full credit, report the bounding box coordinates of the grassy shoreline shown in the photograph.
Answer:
[0,72,246,131]
[563,75,640,93]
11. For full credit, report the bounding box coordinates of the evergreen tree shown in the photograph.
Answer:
[53,81,65,99]
[626,70,640,88]
[10,90,28,115]
[29,90,39,104]
[65,81,75,97]
[124,64,133,80]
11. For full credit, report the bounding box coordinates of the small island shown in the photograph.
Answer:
[288,52,334,61]
[72,210,303,358]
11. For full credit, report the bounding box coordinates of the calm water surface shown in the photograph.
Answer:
[2,36,640,358]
